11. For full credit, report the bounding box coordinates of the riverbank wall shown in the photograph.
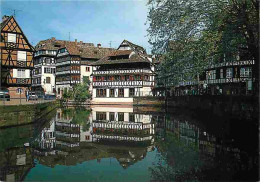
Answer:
[0,101,57,128]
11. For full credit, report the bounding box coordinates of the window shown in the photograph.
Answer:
[110,89,115,97]
[109,112,115,121]
[206,70,216,80]
[129,113,135,122]
[86,67,90,72]
[51,68,56,74]
[240,67,252,77]
[129,88,135,97]
[96,89,106,97]
[59,48,66,53]
[8,33,16,43]
[118,112,124,121]
[226,68,233,78]
[85,135,90,140]
[17,51,26,61]
[17,69,25,78]
[16,88,23,94]
[46,77,51,84]
[44,67,51,73]
[220,69,224,79]
[96,112,106,120]
[118,88,124,97]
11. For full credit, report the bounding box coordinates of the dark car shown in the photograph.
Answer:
[0,88,10,101]
[44,94,56,100]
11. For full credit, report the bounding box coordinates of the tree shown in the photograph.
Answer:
[73,76,91,102]
[147,0,259,85]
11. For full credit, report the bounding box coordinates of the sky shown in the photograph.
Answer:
[1,0,151,53]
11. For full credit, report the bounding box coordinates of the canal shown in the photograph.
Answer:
[0,105,258,181]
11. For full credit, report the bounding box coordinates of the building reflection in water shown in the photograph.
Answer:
[32,106,155,169]
[1,105,256,181]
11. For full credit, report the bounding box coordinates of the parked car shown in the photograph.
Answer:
[28,92,38,100]
[44,94,56,100]
[0,88,10,101]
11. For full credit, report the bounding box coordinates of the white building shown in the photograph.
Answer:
[91,40,155,104]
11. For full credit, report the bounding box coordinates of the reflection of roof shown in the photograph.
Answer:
[34,143,150,168]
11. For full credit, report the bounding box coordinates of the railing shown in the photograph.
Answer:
[5,78,31,85]
[1,60,34,68]
[92,121,144,130]
[55,122,80,127]
[176,77,254,87]
[56,60,71,66]
[208,60,254,69]
[92,134,153,142]
[93,81,154,87]
[56,81,70,85]
[92,68,152,75]
[34,51,57,57]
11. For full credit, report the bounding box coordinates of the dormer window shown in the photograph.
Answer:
[7,33,16,43]
[59,48,66,53]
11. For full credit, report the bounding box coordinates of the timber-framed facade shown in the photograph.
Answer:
[55,41,113,97]
[0,15,34,98]
[91,40,155,104]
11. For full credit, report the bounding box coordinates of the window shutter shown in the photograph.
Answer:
[17,51,27,61]
[8,33,16,43]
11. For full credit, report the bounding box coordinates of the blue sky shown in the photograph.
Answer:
[1,0,151,52]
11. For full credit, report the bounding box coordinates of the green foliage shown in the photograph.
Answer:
[63,107,91,132]
[147,0,259,84]
[73,76,91,102]
[62,76,91,102]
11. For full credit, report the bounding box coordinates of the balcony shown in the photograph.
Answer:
[93,80,154,87]
[208,60,255,69]
[92,68,152,75]
[34,51,57,57]
[4,78,31,86]
[56,60,71,66]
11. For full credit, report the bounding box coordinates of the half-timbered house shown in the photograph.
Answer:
[0,15,34,98]
[32,37,62,95]
[56,41,113,97]
[91,40,155,104]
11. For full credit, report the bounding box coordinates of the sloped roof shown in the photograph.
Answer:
[36,38,114,59]
[80,46,114,59]
[91,51,151,66]
[1,15,35,51]
[0,16,11,30]
[35,38,95,51]
[119,40,146,54]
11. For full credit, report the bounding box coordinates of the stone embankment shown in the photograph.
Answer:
[0,101,57,127]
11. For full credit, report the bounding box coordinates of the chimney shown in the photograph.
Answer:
[75,39,77,43]
[2,15,9,22]
[97,43,101,48]
[51,37,55,41]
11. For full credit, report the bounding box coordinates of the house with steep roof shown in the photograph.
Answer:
[55,41,114,97]
[91,40,155,104]
[0,15,35,99]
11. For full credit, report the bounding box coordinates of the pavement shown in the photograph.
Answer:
[0,99,55,106]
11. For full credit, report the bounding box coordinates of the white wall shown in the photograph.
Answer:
[80,65,93,91]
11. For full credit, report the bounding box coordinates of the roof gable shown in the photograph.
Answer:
[1,16,34,50]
